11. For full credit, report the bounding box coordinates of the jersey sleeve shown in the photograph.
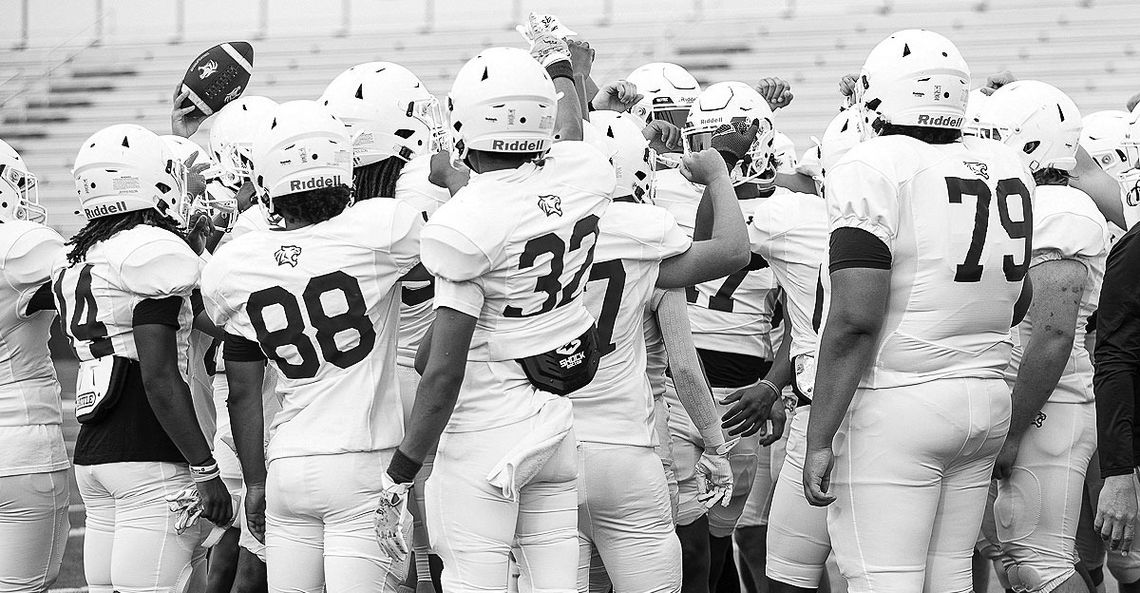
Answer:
[3,225,64,292]
[654,208,692,260]
[433,277,486,319]
[825,153,899,250]
[118,233,200,300]
[199,250,256,341]
[385,200,425,277]
[1031,210,1108,268]
[420,199,495,283]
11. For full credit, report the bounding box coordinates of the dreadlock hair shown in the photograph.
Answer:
[1033,167,1073,187]
[879,123,962,145]
[271,185,352,226]
[67,209,184,265]
[353,156,407,201]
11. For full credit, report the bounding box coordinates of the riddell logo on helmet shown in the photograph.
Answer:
[491,139,544,151]
[289,175,342,192]
[916,114,963,127]
[84,201,129,218]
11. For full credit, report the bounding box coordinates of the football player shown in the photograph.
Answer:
[972,80,1109,593]
[206,96,280,238]
[386,40,612,592]
[627,62,701,166]
[574,109,749,593]
[749,109,860,593]
[319,60,451,593]
[802,30,1034,592]
[57,124,232,593]
[0,139,69,592]
[201,100,424,592]
[659,81,785,593]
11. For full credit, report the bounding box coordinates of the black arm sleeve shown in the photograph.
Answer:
[132,296,183,328]
[190,289,205,319]
[829,227,892,273]
[25,282,56,315]
[1095,227,1140,478]
[223,332,267,363]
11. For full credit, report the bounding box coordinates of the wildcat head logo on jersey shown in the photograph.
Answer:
[198,60,218,79]
[537,194,562,217]
[275,245,302,267]
[963,161,989,180]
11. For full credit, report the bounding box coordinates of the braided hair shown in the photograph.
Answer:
[271,185,353,225]
[353,157,407,201]
[66,209,184,265]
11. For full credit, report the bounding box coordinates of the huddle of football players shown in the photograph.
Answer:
[7,10,1140,593]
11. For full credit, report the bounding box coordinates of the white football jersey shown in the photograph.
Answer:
[201,199,422,461]
[0,221,67,476]
[653,168,701,236]
[394,153,451,368]
[574,201,691,447]
[422,141,614,431]
[53,225,198,374]
[643,288,670,401]
[1005,185,1108,404]
[230,206,272,239]
[685,196,780,358]
[823,135,1035,389]
[749,189,827,362]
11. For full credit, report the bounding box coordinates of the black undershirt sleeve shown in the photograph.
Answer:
[190,289,205,319]
[132,296,183,328]
[829,227,892,273]
[223,332,267,363]
[25,282,56,315]
[1095,226,1140,478]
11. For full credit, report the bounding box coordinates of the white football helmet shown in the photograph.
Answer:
[963,88,989,137]
[208,95,278,189]
[1123,104,1140,171]
[773,132,798,175]
[73,124,187,223]
[855,30,970,139]
[682,81,776,186]
[320,62,444,167]
[973,80,1082,172]
[0,139,45,223]
[1080,110,1134,177]
[820,109,863,176]
[591,110,656,203]
[251,100,353,219]
[627,63,702,128]
[448,47,557,163]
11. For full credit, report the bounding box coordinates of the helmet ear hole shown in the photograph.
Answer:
[1023,141,1041,154]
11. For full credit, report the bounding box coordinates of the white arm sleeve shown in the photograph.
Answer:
[656,288,725,449]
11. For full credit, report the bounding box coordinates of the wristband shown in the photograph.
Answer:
[759,379,781,395]
[387,448,423,485]
[189,459,220,483]
[545,60,574,82]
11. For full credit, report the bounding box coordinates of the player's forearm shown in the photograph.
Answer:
[401,370,462,462]
[807,319,878,451]
[764,330,793,390]
[1008,333,1072,440]
[226,363,268,486]
[656,290,725,448]
[145,375,214,466]
[657,177,749,288]
[551,74,584,142]
[775,172,818,196]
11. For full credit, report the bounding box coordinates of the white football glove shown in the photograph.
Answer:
[695,439,737,509]
[528,33,572,68]
[374,476,412,560]
[515,12,577,44]
[165,485,204,535]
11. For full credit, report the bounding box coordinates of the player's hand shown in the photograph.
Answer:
[758,398,787,447]
[643,120,682,153]
[244,482,267,544]
[171,86,208,138]
[516,12,577,44]
[374,477,412,560]
[1096,474,1139,554]
[429,149,470,193]
[991,437,1020,480]
[567,39,595,79]
[695,445,734,509]
[196,476,234,527]
[838,73,859,102]
[591,80,642,113]
[182,148,210,203]
[803,446,837,506]
[980,70,1016,96]
[757,77,794,110]
[679,148,731,186]
[719,380,779,437]
[528,33,572,68]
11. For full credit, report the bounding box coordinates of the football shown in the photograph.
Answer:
[178,41,254,118]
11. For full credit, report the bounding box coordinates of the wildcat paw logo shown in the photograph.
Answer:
[537,194,562,217]
[274,245,303,267]
[198,60,218,79]
[963,161,989,180]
